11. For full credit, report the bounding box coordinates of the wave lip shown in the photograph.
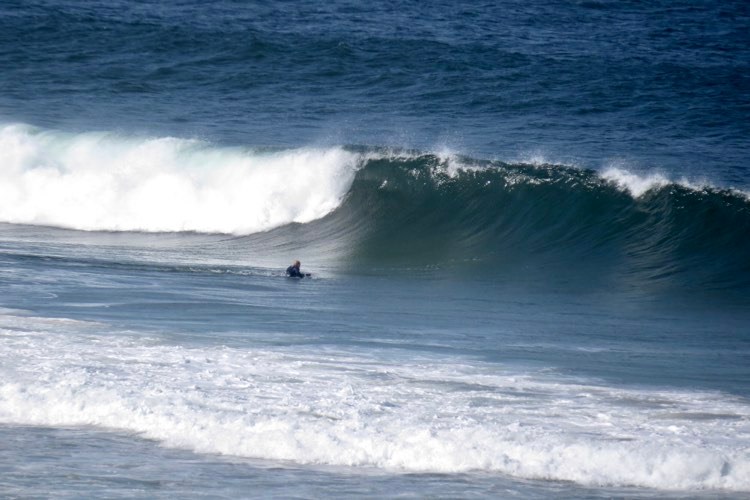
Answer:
[0,123,360,234]
[600,166,672,198]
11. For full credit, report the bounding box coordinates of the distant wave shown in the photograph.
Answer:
[1,123,749,291]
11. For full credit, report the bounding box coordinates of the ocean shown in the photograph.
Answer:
[1,0,749,497]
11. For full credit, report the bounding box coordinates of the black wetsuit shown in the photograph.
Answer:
[286,265,305,278]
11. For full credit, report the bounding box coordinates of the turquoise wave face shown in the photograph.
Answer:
[239,153,749,295]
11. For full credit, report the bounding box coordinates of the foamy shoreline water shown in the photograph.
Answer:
[2,303,749,492]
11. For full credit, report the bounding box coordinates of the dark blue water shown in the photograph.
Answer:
[1,1,749,497]
[3,0,749,179]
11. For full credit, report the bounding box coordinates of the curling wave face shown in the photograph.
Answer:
[1,124,749,293]
[321,152,750,291]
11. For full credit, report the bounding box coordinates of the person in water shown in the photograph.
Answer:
[286,260,309,278]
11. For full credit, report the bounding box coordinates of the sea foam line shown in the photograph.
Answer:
[1,314,749,491]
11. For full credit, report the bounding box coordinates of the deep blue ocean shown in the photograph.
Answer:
[1,0,749,497]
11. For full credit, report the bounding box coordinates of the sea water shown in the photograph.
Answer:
[1,1,749,498]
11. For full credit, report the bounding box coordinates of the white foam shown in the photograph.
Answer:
[1,313,749,491]
[600,167,673,197]
[0,124,361,234]
[433,146,468,178]
[599,166,744,200]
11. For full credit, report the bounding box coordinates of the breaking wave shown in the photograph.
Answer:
[0,123,360,233]
[1,123,749,292]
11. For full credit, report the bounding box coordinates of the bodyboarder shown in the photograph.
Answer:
[286,260,310,278]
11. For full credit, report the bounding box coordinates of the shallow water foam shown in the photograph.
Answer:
[1,312,748,491]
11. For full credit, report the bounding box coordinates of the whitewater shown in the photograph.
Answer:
[1,311,749,491]
[0,124,361,233]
